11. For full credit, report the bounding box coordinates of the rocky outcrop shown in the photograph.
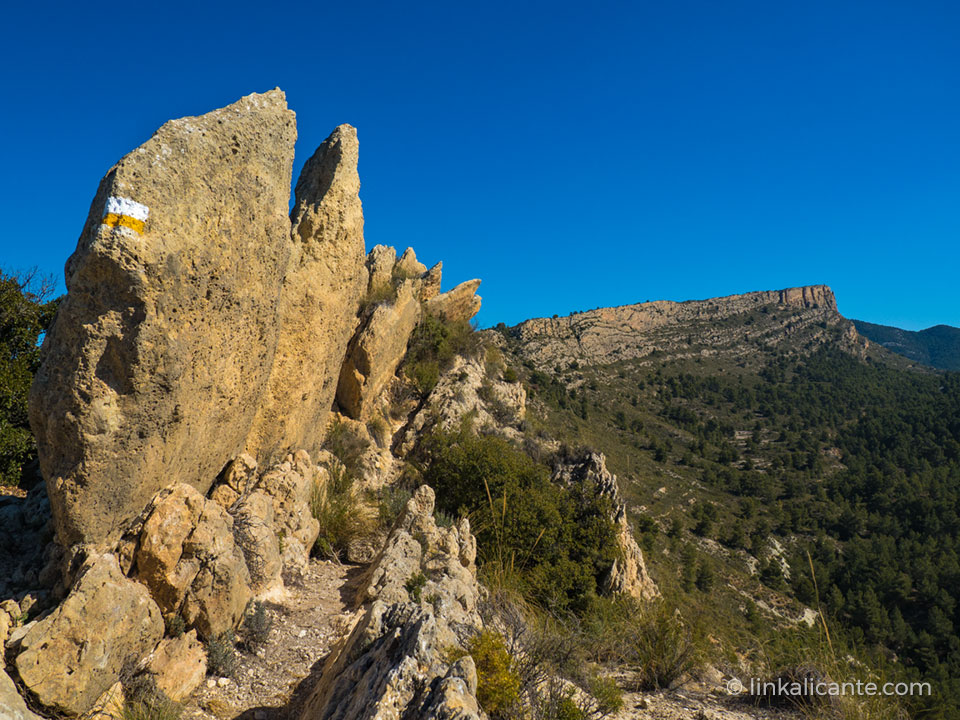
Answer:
[296,486,483,720]
[135,483,252,638]
[246,124,368,464]
[401,355,526,453]
[337,279,422,419]
[395,247,428,277]
[422,261,443,301]
[146,630,207,702]
[29,90,297,548]
[509,285,858,367]
[0,669,41,720]
[15,554,164,715]
[552,451,659,601]
[426,278,482,323]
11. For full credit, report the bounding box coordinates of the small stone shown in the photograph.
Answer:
[206,678,217,689]
[217,677,231,687]
[298,629,307,638]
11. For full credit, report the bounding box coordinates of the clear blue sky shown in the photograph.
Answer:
[1,1,957,330]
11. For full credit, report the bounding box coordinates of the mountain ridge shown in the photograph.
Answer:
[853,318,960,371]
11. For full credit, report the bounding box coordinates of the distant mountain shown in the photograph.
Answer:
[853,319,960,371]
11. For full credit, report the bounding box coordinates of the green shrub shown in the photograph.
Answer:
[468,630,522,719]
[323,420,370,475]
[206,632,237,678]
[629,602,701,690]
[502,367,519,383]
[403,313,479,395]
[0,269,58,486]
[362,280,397,310]
[311,461,370,561]
[164,614,185,638]
[405,571,427,602]
[421,429,619,614]
[378,486,412,528]
[121,667,181,720]
[241,601,272,650]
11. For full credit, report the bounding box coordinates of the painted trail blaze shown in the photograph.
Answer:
[102,196,149,234]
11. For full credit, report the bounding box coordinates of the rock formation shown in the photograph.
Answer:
[337,279,422,419]
[552,450,659,601]
[0,669,41,720]
[29,89,297,548]
[296,486,483,720]
[426,278,482,323]
[509,284,861,367]
[401,354,527,453]
[15,554,164,715]
[246,124,368,463]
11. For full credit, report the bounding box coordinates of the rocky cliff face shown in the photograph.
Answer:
[509,284,861,367]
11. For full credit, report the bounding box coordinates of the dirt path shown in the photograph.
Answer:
[182,559,365,720]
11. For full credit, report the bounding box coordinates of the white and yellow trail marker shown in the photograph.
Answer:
[101,196,149,235]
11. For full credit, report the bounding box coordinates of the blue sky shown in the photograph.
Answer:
[1,1,957,329]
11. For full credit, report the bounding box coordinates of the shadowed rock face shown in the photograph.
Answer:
[28,89,297,548]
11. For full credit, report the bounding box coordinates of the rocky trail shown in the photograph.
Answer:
[183,560,363,720]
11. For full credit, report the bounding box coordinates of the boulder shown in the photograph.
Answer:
[0,668,42,720]
[246,124,368,464]
[147,630,207,702]
[336,279,422,419]
[28,89,297,548]
[232,491,283,596]
[135,483,252,637]
[297,486,482,720]
[15,554,164,716]
[426,279,482,323]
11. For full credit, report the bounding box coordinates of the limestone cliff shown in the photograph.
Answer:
[509,284,862,367]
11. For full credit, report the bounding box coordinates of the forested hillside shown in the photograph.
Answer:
[854,319,960,371]
[502,316,960,719]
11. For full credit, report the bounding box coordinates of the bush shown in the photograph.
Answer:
[323,419,370,476]
[241,601,272,650]
[403,313,479,395]
[503,367,519,383]
[121,666,181,720]
[405,571,427,602]
[629,602,702,690]
[378,486,412,528]
[0,269,58,486]
[467,630,522,719]
[420,429,619,614]
[205,632,237,678]
[311,460,370,561]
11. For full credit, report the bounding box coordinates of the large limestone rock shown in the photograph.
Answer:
[135,483,252,638]
[15,554,164,716]
[29,90,297,548]
[147,630,207,702]
[246,124,368,464]
[297,486,483,720]
[552,451,659,601]
[0,669,42,720]
[426,278,482,323]
[336,279,422,419]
